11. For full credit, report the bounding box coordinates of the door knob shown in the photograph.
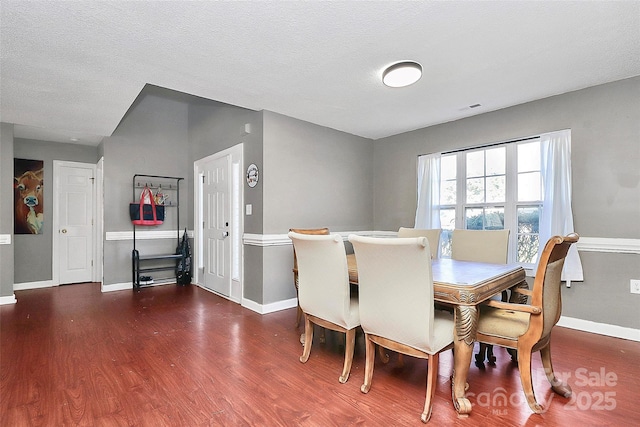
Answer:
[222,231,229,238]
[61,229,67,234]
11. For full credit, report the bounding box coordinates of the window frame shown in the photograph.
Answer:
[437,138,542,268]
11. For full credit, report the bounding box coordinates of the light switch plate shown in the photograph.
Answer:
[631,279,640,294]
[246,204,252,215]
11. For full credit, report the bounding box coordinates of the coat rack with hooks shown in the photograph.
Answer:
[131,174,185,289]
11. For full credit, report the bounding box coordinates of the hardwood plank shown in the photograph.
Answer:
[2,283,639,426]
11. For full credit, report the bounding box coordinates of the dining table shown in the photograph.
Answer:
[346,253,527,417]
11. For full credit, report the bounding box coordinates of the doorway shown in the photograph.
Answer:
[53,160,99,285]
[194,144,243,303]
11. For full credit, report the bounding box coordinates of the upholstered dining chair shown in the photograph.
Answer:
[288,231,360,383]
[290,227,330,327]
[451,228,510,264]
[349,234,454,423]
[451,228,510,365]
[475,233,579,413]
[372,227,442,365]
[397,227,442,259]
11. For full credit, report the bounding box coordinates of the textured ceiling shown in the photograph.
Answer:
[1,1,639,146]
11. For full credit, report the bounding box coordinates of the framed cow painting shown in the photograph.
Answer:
[14,158,44,235]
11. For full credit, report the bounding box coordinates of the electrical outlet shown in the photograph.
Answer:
[631,279,640,294]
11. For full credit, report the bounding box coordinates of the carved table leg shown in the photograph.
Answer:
[452,305,478,417]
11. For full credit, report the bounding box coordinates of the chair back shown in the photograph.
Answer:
[349,235,442,353]
[451,229,510,264]
[288,231,352,329]
[289,227,330,271]
[530,233,580,338]
[398,227,442,259]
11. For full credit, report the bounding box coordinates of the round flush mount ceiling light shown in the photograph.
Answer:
[382,61,423,88]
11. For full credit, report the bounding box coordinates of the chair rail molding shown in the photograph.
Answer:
[576,237,640,254]
[106,229,194,241]
[243,231,397,247]
[243,233,639,253]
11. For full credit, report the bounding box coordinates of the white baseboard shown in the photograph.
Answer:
[14,280,55,291]
[194,284,297,314]
[101,280,176,292]
[0,294,17,305]
[557,316,640,342]
[242,297,298,314]
[101,282,132,292]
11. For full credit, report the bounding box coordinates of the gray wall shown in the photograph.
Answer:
[102,87,191,286]
[12,139,98,283]
[261,111,374,304]
[188,101,264,303]
[373,76,640,329]
[263,111,373,233]
[188,100,264,235]
[0,123,15,297]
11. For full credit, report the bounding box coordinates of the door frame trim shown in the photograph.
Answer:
[193,143,244,303]
[52,160,100,285]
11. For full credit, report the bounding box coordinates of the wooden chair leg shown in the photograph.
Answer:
[397,353,405,367]
[377,344,390,364]
[295,304,303,328]
[486,345,496,364]
[421,353,439,423]
[361,335,376,393]
[475,343,497,367]
[516,346,543,413]
[540,343,572,398]
[299,316,314,363]
[339,329,356,383]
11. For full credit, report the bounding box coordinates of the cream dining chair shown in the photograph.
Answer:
[451,228,510,264]
[288,231,360,383]
[289,227,330,327]
[349,234,454,423]
[451,228,510,366]
[397,227,442,259]
[475,233,579,413]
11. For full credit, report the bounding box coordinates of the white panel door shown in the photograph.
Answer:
[57,163,94,284]
[203,155,231,296]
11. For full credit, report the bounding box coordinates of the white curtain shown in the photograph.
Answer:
[415,153,441,229]
[539,129,584,282]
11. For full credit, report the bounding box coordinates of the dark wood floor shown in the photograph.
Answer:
[2,283,639,426]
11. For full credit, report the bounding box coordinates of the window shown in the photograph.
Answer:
[437,138,542,266]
